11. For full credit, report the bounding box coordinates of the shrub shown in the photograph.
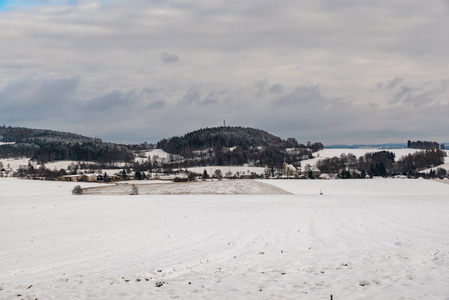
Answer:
[130,184,139,195]
[72,185,83,195]
[213,169,223,180]
[187,172,197,182]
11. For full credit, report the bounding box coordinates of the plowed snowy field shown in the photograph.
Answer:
[83,180,290,195]
[1,178,449,299]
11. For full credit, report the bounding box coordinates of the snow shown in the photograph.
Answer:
[187,166,266,176]
[302,148,429,168]
[1,178,449,299]
[318,148,428,158]
[260,178,449,196]
[83,180,290,195]
[43,160,79,170]
[302,148,449,173]
[135,149,172,163]
[0,157,30,170]
[0,159,126,177]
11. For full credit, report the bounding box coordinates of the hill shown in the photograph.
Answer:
[157,126,323,167]
[0,126,91,143]
[0,125,134,163]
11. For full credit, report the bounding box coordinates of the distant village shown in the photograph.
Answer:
[1,126,448,182]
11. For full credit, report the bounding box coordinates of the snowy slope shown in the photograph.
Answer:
[0,158,30,170]
[260,178,449,196]
[302,148,449,174]
[135,149,172,163]
[1,178,449,299]
[302,148,426,168]
[187,165,266,176]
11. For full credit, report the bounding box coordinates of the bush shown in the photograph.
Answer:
[72,185,83,195]
[187,172,197,182]
[213,169,223,180]
[130,184,139,195]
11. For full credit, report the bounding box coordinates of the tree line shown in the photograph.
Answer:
[407,140,445,150]
[316,149,446,178]
[0,126,134,163]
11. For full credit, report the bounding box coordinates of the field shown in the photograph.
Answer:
[83,180,289,195]
[1,178,449,299]
[300,148,449,170]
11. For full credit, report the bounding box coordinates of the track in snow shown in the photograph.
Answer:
[1,179,449,299]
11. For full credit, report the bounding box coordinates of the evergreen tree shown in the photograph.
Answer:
[202,169,208,180]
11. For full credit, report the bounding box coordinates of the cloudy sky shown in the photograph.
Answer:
[1,0,449,145]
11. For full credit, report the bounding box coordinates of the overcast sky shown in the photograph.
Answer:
[1,0,449,145]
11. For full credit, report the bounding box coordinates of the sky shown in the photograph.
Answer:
[1,0,449,145]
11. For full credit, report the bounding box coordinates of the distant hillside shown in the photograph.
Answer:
[0,126,91,143]
[157,126,323,167]
[0,126,134,163]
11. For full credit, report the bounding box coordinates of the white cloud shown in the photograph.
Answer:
[1,0,449,144]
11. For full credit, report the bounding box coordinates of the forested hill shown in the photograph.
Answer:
[0,126,134,163]
[157,126,323,167]
[0,126,93,143]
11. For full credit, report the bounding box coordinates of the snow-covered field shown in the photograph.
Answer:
[302,148,449,168]
[186,166,266,176]
[1,178,449,299]
[135,149,172,163]
[83,180,289,195]
[0,158,30,170]
[261,178,449,196]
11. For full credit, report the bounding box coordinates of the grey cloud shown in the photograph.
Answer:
[269,84,283,94]
[254,79,269,90]
[0,76,79,107]
[141,88,158,96]
[160,53,180,64]
[84,90,129,111]
[402,81,449,107]
[392,86,413,103]
[1,75,448,145]
[201,90,227,106]
[253,79,270,96]
[179,86,201,106]
[386,77,403,90]
[275,85,324,106]
[388,80,449,106]
[202,99,217,105]
[1,1,449,144]
[201,91,217,105]
[147,100,166,109]
[0,76,79,123]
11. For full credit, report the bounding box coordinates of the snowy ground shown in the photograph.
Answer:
[302,148,449,169]
[135,149,172,163]
[186,166,266,176]
[83,180,290,195]
[260,178,449,196]
[1,178,449,299]
[0,158,30,170]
